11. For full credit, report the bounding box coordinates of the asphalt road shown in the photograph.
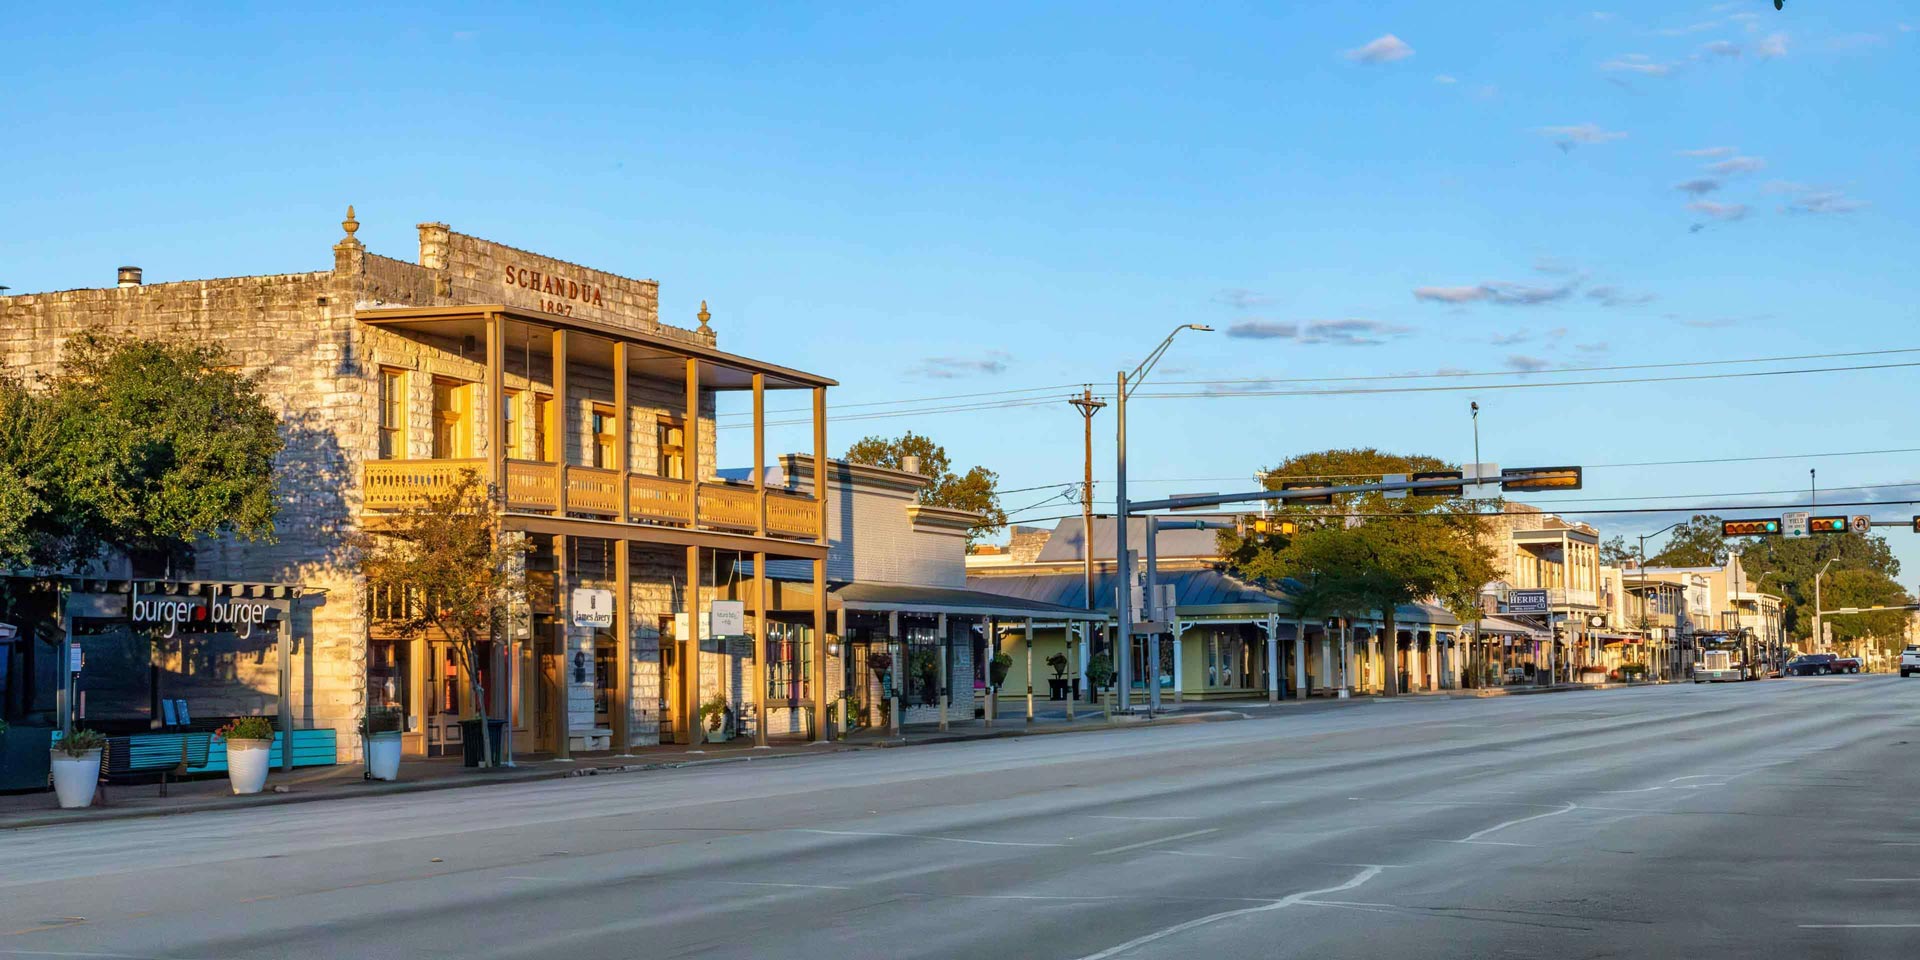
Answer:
[4,677,1919,959]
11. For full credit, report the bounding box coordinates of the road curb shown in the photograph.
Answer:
[869,710,1247,747]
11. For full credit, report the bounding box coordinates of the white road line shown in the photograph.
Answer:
[1427,839,1538,848]
[1597,787,1665,794]
[1090,815,1201,822]
[1666,775,1718,782]
[795,829,1063,848]
[1461,802,1577,842]
[1847,878,1920,883]
[1094,828,1222,856]
[1799,924,1920,929]
[1154,849,1254,862]
[1070,866,1384,960]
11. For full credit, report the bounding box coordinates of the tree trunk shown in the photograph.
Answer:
[471,679,493,768]
[1379,608,1399,697]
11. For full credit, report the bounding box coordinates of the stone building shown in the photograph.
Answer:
[0,209,837,759]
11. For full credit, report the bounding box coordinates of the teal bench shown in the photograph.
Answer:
[198,729,339,773]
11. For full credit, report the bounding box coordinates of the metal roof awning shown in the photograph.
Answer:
[833,582,1104,620]
[1469,616,1548,637]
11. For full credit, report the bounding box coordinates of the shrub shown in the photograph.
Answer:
[56,729,106,756]
[217,716,276,742]
[699,694,730,732]
[362,707,404,735]
[866,650,893,674]
[1086,653,1117,690]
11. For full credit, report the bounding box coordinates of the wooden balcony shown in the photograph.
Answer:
[364,458,822,545]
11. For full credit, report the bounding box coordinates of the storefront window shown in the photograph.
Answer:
[903,621,945,706]
[766,622,811,703]
[367,635,410,719]
[656,419,686,479]
[378,368,405,459]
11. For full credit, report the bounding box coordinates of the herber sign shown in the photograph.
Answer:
[1507,589,1551,614]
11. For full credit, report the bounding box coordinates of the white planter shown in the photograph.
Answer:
[226,738,273,795]
[366,732,403,781]
[50,750,101,809]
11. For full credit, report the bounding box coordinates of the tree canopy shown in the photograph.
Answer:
[1734,530,1909,649]
[844,431,1007,544]
[0,335,283,571]
[1218,448,1497,696]
[1648,514,1729,567]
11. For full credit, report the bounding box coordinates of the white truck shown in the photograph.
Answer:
[1900,644,1920,678]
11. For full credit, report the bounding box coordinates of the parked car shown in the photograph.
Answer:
[1899,645,1920,678]
[1831,656,1862,674]
[1783,654,1840,676]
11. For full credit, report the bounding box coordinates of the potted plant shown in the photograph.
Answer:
[989,652,1013,690]
[361,707,404,781]
[866,650,894,694]
[50,728,106,809]
[1046,652,1069,700]
[699,693,731,743]
[216,716,276,795]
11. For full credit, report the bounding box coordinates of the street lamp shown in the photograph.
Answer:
[1114,323,1213,713]
[1813,557,1838,652]
[1637,521,1684,680]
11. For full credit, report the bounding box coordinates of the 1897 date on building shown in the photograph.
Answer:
[505,264,607,316]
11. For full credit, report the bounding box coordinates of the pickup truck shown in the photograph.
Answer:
[1901,645,1920,678]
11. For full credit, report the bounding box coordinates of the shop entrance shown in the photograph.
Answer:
[658,615,683,744]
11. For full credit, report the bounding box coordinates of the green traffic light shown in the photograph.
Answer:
[1766,522,1778,531]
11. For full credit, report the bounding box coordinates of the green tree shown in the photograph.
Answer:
[0,375,48,570]
[1599,536,1635,567]
[1219,449,1496,697]
[1737,532,1907,647]
[356,472,528,767]
[1648,514,1728,567]
[32,335,282,568]
[844,431,1007,544]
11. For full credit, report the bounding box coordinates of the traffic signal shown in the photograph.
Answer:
[1411,469,1464,497]
[1721,518,1782,536]
[1235,516,1297,537]
[1499,466,1583,492]
[1912,516,1920,534]
[1280,481,1334,505]
[1807,516,1848,534]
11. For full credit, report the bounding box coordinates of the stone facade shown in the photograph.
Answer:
[0,209,728,758]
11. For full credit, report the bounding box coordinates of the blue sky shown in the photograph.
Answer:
[3,2,1917,568]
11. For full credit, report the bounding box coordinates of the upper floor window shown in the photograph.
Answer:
[502,389,522,459]
[657,418,686,480]
[533,393,555,462]
[377,368,406,460]
[591,404,618,470]
[431,377,472,459]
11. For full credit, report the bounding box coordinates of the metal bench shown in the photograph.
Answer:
[100,732,214,799]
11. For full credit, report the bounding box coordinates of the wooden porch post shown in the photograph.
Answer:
[1024,617,1035,724]
[1294,618,1308,698]
[613,539,630,753]
[551,328,569,516]
[685,358,701,526]
[613,341,629,521]
[752,373,766,536]
[553,533,571,758]
[685,543,701,746]
[936,611,949,731]
[811,386,829,742]
[486,312,506,500]
[752,550,768,748]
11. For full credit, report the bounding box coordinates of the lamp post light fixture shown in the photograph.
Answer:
[1637,520,1685,681]
[1114,323,1212,713]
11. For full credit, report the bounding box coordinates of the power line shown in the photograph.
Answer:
[720,394,1071,430]
[997,499,1920,529]
[1134,359,1920,400]
[1158,346,1920,387]
[717,381,1087,419]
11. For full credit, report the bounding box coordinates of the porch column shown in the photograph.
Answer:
[1170,621,1184,703]
[554,533,571,757]
[1064,621,1077,721]
[552,328,569,515]
[685,358,701,526]
[1024,617,1035,724]
[1078,623,1091,705]
[685,543,700,747]
[985,616,997,727]
[888,610,902,735]
[276,594,293,772]
[936,612,949,731]
[614,540,630,752]
[1318,628,1331,691]
[811,387,829,742]
[752,373,766,536]
[613,341,629,520]
[1294,618,1308,698]
[485,312,506,499]
[752,550,768,748]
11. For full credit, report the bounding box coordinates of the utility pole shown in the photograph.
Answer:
[1068,388,1106,708]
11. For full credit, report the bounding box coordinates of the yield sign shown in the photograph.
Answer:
[1783,511,1809,539]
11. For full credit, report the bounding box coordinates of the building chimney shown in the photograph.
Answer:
[117,266,142,288]
[901,455,922,476]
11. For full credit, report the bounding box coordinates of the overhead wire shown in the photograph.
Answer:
[1156,346,1920,387]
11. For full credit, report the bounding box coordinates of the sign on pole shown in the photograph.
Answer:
[1463,462,1501,500]
[1850,515,1872,535]
[570,588,614,628]
[1507,589,1550,614]
[1783,511,1810,539]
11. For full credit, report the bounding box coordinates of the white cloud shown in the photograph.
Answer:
[1505,355,1552,372]
[1706,155,1766,175]
[1226,318,1412,346]
[1414,279,1578,306]
[1688,200,1750,221]
[1224,320,1298,340]
[1786,190,1866,214]
[1702,39,1741,57]
[1346,34,1414,64]
[1587,285,1656,307]
[1755,32,1788,58]
[1434,73,1458,84]
[1575,342,1611,354]
[911,351,1012,378]
[1489,331,1532,345]
[1602,54,1676,75]
[1678,145,1737,158]
[1536,123,1628,150]
[1675,178,1721,195]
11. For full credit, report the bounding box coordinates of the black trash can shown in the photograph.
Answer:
[459,718,508,767]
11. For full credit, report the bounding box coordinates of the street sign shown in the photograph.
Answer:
[1463,462,1500,499]
[709,600,745,636]
[69,643,84,673]
[1721,518,1782,536]
[1382,473,1407,500]
[1850,515,1872,535]
[1784,511,1810,539]
[1280,480,1334,505]
[1508,589,1550,613]
[1822,621,1833,643]
[1808,516,1848,533]
[570,588,614,628]
[1500,466,1583,492]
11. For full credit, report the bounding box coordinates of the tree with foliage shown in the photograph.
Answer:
[1218,449,1496,697]
[1735,532,1908,648]
[355,472,527,767]
[1648,514,1728,567]
[844,431,1007,544]
[17,335,283,570]
[1599,536,1636,567]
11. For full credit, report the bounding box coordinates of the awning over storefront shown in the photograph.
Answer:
[1469,616,1548,637]
[832,582,1100,621]
[1596,632,1640,645]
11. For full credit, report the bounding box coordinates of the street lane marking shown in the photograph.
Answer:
[1094,828,1221,856]
[1070,866,1384,960]
[795,829,1063,848]
[1461,802,1577,842]
[1154,849,1253,862]
[1598,787,1664,794]
[1847,878,1920,883]
[1090,815,1201,821]
[1428,839,1538,847]
[1799,924,1920,929]
[707,880,854,891]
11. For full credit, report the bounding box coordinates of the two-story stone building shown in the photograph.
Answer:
[1,209,839,759]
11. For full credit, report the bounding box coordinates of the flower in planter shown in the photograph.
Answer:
[216,716,276,742]
[866,650,893,674]
[1046,652,1069,678]
[699,694,731,732]
[56,728,106,757]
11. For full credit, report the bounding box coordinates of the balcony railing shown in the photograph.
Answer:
[364,458,820,543]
